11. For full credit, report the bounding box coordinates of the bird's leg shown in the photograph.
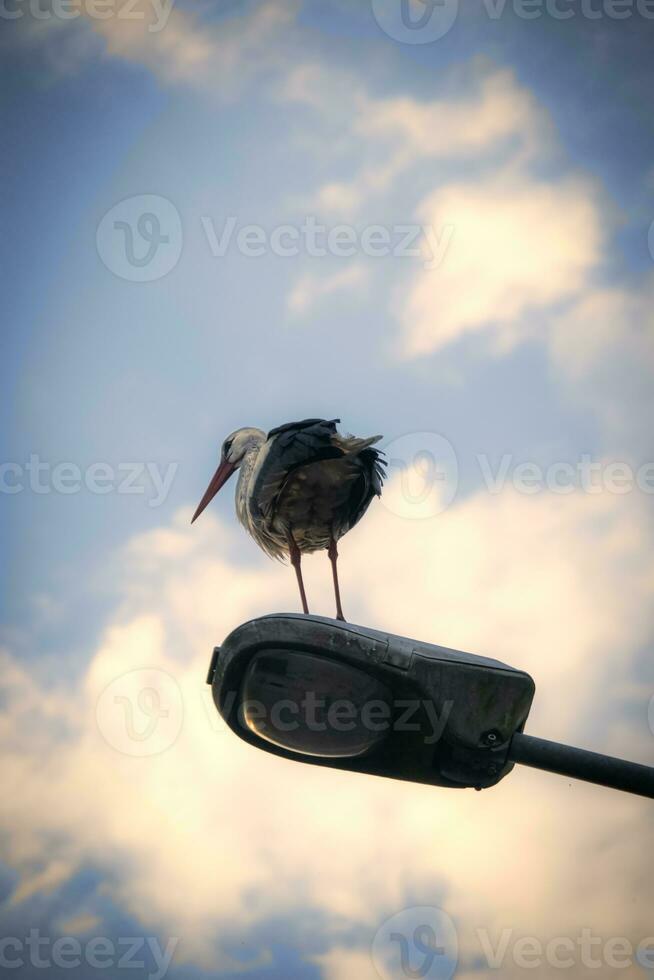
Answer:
[328,536,345,622]
[287,532,309,615]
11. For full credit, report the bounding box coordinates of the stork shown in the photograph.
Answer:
[191,418,385,620]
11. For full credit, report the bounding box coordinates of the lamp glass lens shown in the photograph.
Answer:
[241,650,392,758]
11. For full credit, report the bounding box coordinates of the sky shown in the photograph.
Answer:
[2,0,654,978]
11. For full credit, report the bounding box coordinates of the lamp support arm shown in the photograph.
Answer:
[508,732,654,799]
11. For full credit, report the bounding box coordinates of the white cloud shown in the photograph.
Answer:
[17,0,300,93]
[287,264,368,317]
[277,60,613,368]
[94,0,214,81]
[399,171,604,357]
[357,67,549,162]
[57,913,102,935]
[313,947,380,980]
[4,17,654,974]
[286,65,552,217]
[1,484,652,973]
[548,276,654,451]
[279,55,648,415]
[278,59,627,381]
[314,182,363,214]
[10,860,76,905]
[18,1,646,418]
[92,0,298,93]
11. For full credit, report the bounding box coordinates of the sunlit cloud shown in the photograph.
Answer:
[1,480,652,972]
[400,171,604,357]
[57,913,102,936]
[548,276,654,453]
[284,65,551,216]
[4,4,654,978]
[87,0,299,92]
[12,0,301,94]
[313,946,379,980]
[287,264,369,317]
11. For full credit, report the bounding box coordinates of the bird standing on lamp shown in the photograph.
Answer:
[192,418,385,621]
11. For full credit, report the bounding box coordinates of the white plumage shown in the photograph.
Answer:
[192,418,385,620]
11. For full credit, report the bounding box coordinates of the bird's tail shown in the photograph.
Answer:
[336,433,383,455]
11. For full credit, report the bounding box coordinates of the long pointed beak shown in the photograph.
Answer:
[191,459,236,524]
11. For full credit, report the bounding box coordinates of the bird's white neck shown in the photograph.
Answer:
[235,440,265,529]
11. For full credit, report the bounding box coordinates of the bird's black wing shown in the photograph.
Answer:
[254,418,344,519]
[340,446,386,535]
[267,418,339,439]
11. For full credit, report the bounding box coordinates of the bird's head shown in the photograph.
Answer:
[191,427,265,524]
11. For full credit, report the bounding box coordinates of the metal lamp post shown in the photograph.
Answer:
[206,614,654,799]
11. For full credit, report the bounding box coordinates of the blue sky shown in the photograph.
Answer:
[2,2,654,979]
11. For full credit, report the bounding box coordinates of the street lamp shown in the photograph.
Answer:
[206,614,654,799]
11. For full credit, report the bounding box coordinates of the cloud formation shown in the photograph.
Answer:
[287,264,369,317]
[2,477,652,975]
[5,7,654,978]
[88,0,299,93]
[401,171,604,357]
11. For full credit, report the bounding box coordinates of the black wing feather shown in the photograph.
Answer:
[267,418,340,440]
[255,418,344,518]
[344,446,386,532]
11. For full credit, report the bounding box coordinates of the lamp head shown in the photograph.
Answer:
[207,614,535,791]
